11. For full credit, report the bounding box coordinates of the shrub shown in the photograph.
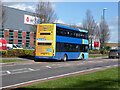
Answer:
[1,50,7,55]
[89,50,108,54]
[105,46,111,51]
[104,50,109,54]
[2,49,34,57]
[100,50,104,54]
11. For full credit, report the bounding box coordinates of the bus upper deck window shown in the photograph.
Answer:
[40,33,50,35]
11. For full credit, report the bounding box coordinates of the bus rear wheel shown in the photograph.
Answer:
[34,58,38,62]
[63,54,67,62]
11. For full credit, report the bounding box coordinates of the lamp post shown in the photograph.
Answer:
[102,8,107,54]
[103,8,107,20]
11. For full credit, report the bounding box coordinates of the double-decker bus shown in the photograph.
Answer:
[35,24,89,61]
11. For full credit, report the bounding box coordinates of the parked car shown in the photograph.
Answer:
[7,44,23,49]
[0,38,7,50]
[109,49,120,58]
[7,46,12,50]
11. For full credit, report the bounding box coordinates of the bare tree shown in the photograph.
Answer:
[30,1,57,32]
[82,9,97,50]
[99,19,110,49]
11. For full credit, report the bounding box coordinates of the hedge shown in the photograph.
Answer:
[1,49,108,57]
[1,49,34,57]
[89,50,109,54]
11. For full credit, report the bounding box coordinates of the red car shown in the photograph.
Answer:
[0,38,7,50]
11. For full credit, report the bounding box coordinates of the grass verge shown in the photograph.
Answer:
[89,55,108,58]
[20,67,119,89]
[0,59,25,63]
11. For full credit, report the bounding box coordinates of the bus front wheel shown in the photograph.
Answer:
[63,54,67,62]
[81,54,84,60]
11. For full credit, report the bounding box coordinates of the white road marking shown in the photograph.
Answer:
[28,68,34,71]
[46,66,52,68]
[105,66,111,68]
[6,71,11,74]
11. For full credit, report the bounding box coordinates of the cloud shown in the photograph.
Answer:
[54,19,64,24]
[4,2,56,12]
[4,3,35,12]
[51,2,56,11]
[109,31,118,43]
[75,22,82,27]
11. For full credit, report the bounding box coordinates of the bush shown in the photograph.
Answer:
[104,50,109,54]
[89,50,100,54]
[100,50,104,54]
[89,50,108,54]
[2,49,34,57]
[25,50,34,56]
[1,50,7,55]
[105,46,111,51]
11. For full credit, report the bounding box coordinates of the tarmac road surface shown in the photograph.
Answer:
[1,57,118,88]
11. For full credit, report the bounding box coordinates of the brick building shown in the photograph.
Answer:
[0,6,38,47]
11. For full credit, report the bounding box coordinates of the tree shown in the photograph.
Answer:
[99,19,110,49]
[82,9,97,50]
[30,1,57,32]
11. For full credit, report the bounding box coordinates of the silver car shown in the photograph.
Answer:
[109,49,120,58]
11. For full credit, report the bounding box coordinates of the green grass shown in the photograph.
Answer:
[20,67,119,89]
[89,55,108,58]
[0,59,25,63]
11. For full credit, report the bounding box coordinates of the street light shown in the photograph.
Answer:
[102,8,107,53]
[103,8,107,20]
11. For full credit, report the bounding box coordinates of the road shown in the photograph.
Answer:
[1,57,118,89]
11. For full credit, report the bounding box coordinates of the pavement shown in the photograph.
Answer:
[0,57,119,89]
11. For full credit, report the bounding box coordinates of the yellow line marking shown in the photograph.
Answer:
[83,39,84,44]
[78,52,82,59]
[78,29,81,32]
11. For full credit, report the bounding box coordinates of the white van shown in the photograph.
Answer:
[7,44,23,49]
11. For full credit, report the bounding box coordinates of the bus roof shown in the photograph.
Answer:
[56,24,88,33]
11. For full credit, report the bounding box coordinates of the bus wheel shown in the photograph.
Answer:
[63,54,67,62]
[34,58,38,62]
[81,54,84,60]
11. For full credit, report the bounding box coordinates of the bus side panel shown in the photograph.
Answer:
[56,36,82,44]
[55,52,88,60]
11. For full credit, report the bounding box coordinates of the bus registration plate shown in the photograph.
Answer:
[47,49,51,52]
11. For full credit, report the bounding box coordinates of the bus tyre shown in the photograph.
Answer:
[34,58,38,62]
[63,54,67,62]
[81,54,84,60]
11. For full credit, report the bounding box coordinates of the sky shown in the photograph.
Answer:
[3,1,118,43]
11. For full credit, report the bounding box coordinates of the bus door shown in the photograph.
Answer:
[36,24,56,57]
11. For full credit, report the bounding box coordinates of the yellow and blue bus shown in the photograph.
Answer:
[35,24,89,61]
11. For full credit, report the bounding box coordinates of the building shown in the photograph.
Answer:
[0,6,39,47]
[104,43,119,49]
